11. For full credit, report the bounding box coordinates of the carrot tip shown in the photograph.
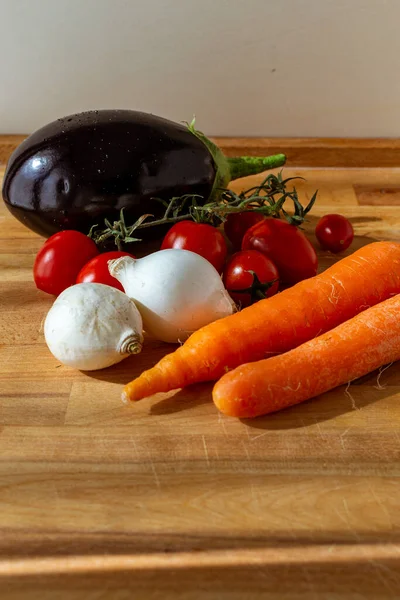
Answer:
[121,391,130,404]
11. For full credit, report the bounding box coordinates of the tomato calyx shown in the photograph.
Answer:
[215,173,317,228]
[88,209,152,250]
[230,271,279,305]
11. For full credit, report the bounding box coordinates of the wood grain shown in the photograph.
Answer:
[0,135,25,165]
[3,134,400,167]
[2,157,400,598]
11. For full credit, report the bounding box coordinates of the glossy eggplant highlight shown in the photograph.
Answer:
[2,110,286,240]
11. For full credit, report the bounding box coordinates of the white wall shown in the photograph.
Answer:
[1,0,399,137]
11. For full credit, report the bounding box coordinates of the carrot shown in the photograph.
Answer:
[213,293,400,418]
[123,241,400,402]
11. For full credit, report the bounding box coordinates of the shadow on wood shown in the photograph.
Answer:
[149,384,212,415]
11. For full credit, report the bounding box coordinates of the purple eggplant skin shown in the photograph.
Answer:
[2,110,216,240]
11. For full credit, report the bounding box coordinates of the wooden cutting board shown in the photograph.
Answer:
[1,139,400,599]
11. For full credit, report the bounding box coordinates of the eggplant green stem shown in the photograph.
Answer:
[227,154,286,181]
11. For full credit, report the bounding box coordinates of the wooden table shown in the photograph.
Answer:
[1,139,400,598]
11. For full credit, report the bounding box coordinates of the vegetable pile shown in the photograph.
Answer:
[123,242,400,403]
[5,108,393,419]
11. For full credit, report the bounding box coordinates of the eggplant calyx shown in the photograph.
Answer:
[187,118,230,202]
[187,119,287,199]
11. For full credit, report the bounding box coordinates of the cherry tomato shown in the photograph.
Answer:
[315,214,354,253]
[161,221,228,273]
[77,251,134,291]
[224,212,265,250]
[242,218,318,285]
[34,230,99,296]
[223,250,279,307]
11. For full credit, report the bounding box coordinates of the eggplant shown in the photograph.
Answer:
[2,110,286,240]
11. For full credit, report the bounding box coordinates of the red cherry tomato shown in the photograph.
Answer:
[34,231,99,296]
[161,221,228,273]
[224,212,265,250]
[77,251,134,291]
[223,250,279,307]
[242,218,318,285]
[315,214,354,254]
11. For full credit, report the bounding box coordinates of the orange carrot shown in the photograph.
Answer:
[123,242,400,402]
[213,293,400,418]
